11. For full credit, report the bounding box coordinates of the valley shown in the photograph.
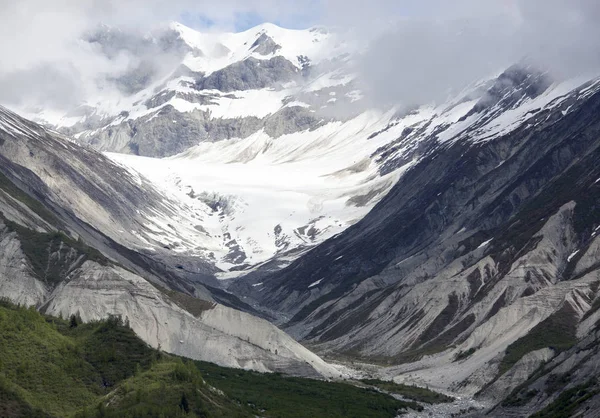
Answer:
[0,10,600,417]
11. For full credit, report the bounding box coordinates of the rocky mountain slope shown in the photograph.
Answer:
[22,22,357,158]
[0,105,339,378]
[227,66,600,411]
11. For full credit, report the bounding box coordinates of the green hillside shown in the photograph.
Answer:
[0,299,419,417]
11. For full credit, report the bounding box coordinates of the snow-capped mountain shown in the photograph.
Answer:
[25,21,357,156]
[12,22,383,275]
[22,23,594,279]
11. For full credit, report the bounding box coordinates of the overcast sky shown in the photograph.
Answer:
[0,0,599,110]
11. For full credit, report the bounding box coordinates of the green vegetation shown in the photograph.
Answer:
[0,170,108,286]
[501,388,539,407]
[360,379,454,404]
[75,360,251,418]
[0,299,417,418]
[530,380,600,418]
[0,299,155,417]
[497,307,578,377]
[0,384,50,418]
[454,347,476,362]
[1,217,107,285]
[545,373,573,396]
[195,361,420,418]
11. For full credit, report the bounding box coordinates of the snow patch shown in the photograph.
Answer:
[308,278,324,288]
[477,239,493,250]
[567,250,580,263]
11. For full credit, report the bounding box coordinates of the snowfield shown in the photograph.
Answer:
[108,110,413,275]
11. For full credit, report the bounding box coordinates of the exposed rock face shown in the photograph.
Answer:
[83,103,324,158]
[488,301,600,416]
[86,106,263,157]
[0,106,223,291]
[197,56,300,92]
[0,225,48,306]
[43,261,336,377]
[481,348,554,404]
[251,33,282,55]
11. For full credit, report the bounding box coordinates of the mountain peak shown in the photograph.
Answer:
[168,21,292,37]
[243,21,285,33]
[168,20,200,38]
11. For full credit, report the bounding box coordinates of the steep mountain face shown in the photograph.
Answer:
[0,105,226,290]
[227,68,600,406]
[0,105,339,378]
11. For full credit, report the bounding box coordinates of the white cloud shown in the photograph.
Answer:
[0,0,599,110]
[0,0,322,109]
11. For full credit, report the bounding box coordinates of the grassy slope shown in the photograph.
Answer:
[0,300,418,418]
[498,305,578,377]
[0,299,157,417]
[196,361,421,418]
[75,360,252,418]
[360,379,454,404]
[1,215,108,286]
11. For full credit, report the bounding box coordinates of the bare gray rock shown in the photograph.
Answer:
[251,33,282,56]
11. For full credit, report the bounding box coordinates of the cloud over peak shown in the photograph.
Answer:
[0,0,599,110]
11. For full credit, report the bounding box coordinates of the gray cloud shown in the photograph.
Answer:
[0,66,85,109]
[354,17,517,107]
[331,0,600,106]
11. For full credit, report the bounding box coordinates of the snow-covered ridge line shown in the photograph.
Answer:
[170,21,340,76]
